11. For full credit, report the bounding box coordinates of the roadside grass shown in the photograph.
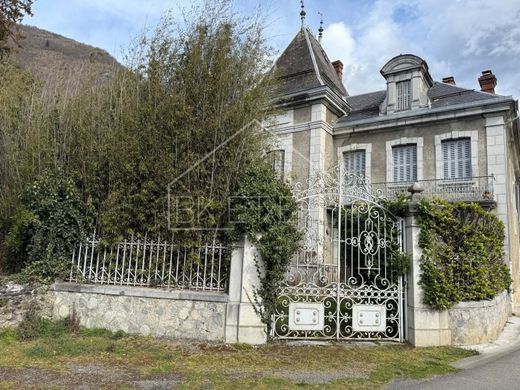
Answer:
[0,322,476,389]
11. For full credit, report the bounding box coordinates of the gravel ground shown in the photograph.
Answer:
[0,363,369,389]
[0,364,181,390]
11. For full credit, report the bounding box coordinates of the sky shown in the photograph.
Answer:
[25,0,520,98]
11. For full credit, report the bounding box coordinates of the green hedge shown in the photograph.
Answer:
[418,198,511,310]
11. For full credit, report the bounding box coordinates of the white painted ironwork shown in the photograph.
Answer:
[69,236,228,292]
[371,175,495,202]
[274,164,404,341]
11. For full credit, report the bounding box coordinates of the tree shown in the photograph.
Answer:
[69,0,277,242]
[0,0,279,275]
[0,0,34,59]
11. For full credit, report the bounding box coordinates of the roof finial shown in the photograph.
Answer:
[318,12,324,42]
[300,0,306,27]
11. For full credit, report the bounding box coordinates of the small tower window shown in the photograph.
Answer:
[396,80,411,111]
[267,150,285,180]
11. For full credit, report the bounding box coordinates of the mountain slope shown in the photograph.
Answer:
[11,25,121,97]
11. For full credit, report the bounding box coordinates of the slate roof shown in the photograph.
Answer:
[338,82,504,124]
[342,90,386,121]
[274,27,347,98]
[428,82,501,108]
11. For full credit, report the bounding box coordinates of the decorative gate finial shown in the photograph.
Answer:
[300,0,306,27]
[318,12,324,42]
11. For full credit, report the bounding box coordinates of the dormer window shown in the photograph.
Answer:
[380,55,433,114]
[396,80,411,111]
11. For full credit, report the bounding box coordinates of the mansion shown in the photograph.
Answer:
[269,18,520,304]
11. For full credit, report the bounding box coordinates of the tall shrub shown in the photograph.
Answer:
[5,170,84,281]
[418,198,511,310]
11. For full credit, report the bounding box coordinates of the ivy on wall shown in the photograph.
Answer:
[229,162,301,334]
[418,198,511,310]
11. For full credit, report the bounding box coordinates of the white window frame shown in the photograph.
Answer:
[337,144,372,182]
[386,137,423,183]
[435,131,479,180]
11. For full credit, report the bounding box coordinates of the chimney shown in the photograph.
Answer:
[478,70,497,94]
[442,76,456,85]
[332,60,344,80]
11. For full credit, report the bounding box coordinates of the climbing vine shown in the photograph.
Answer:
[230,162,302,334]
[417,198,511,310]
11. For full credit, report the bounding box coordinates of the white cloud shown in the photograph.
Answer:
[322,1,419,94]
[417,0,520,95]
[320,0,520,97]
[25,0,520,98]
[322,22,355,62]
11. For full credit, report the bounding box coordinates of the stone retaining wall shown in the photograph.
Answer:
[53,283,228,342]
[0,282,54,328]
[448,290,511,345]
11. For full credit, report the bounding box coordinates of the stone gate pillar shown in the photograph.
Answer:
[405,201,451,346]
[225,236,267,344]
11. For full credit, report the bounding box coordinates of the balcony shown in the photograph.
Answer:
[370,176,496,206]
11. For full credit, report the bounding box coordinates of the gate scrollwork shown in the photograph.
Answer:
[273,165,405,341]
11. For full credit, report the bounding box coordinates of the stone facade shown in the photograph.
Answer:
[272,22,520,309]
[53,283,228,341]
[332,117,489,184]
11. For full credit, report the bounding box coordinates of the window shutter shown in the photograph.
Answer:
[396,81,411,110]
[393,148,399,181]
[464,139,471,177]
[442,138,471,179]
[344,150,366,178]
[392,144,417,182]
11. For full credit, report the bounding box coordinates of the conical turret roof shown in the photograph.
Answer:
[274,27,347,98]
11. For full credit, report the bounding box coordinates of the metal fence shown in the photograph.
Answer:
[371,176,495,202]
[69,236,228,292]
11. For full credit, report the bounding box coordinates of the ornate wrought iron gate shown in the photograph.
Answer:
[273,166,405,341]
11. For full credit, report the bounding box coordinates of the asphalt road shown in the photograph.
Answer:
[385,347,520,390]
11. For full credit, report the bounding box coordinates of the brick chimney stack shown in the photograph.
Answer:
[332,60,344,80]
[442,76,456,85]
[478,70,497,94]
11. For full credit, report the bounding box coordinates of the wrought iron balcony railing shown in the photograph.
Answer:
[370,176,495,202]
